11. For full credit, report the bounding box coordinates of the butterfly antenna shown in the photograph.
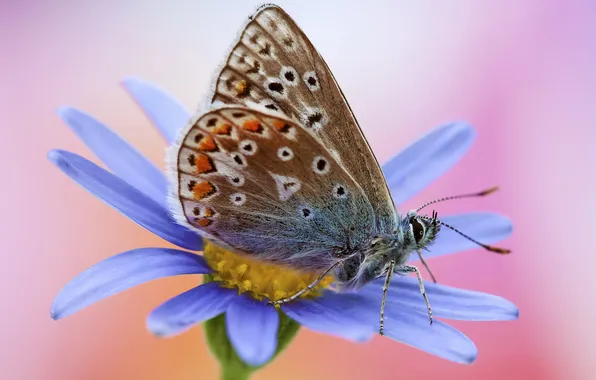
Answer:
[416,186,499,212]
[422,215,511,254]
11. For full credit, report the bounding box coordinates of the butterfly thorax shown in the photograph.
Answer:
[334,211,440,290]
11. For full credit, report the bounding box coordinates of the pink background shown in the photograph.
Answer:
[2,0,594,379]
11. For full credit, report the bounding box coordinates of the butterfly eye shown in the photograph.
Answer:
[410,217,426,244]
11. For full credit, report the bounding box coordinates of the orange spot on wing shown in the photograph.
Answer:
[195,153,216,174]
[243,119,263,133]
[193,181,216,200]
[199,136,218,152]
[204,207,215,217]
[213,123,232,135]
[197,218,212,227]
[272,119,291,133]
[236,80,247,93]
[235,80,250,97]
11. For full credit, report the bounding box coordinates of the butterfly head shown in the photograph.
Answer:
[366,210,440,258]
[404,209,441,252]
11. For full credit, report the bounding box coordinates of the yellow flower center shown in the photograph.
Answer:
[203,241,334,302]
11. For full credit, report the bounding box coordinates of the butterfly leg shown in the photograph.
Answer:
[416,250,437,283]
[269,260,342,306]
[379,259,396,336]
[400,265,433,325]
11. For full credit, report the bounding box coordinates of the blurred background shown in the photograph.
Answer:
[2,0,595,379]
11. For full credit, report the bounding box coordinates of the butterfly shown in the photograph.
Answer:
[170,4,508,335]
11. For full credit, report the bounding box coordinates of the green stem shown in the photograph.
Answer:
[202,274,301,380]
[205,313,257,380]
[219,365,252,380]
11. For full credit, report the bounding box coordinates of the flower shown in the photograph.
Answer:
[49,78,518,371]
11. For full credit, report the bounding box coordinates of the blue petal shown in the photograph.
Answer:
[282,292,374,342]
[51,248,211,320]
[48,150,201,250]
[226,296,279,366]
[122,77,191,144]
[423,212,512,259]
[382,311,478,364]
[147,282,236,337]
[382,122,475,205]
[361,277,519,321]
[57,106,167,206]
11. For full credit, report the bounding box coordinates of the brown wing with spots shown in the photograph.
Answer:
[176,106,374,271]
[209,4,398,234]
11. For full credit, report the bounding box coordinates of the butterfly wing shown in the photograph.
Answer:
[174,106,375,271]
[208,4,398,234]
